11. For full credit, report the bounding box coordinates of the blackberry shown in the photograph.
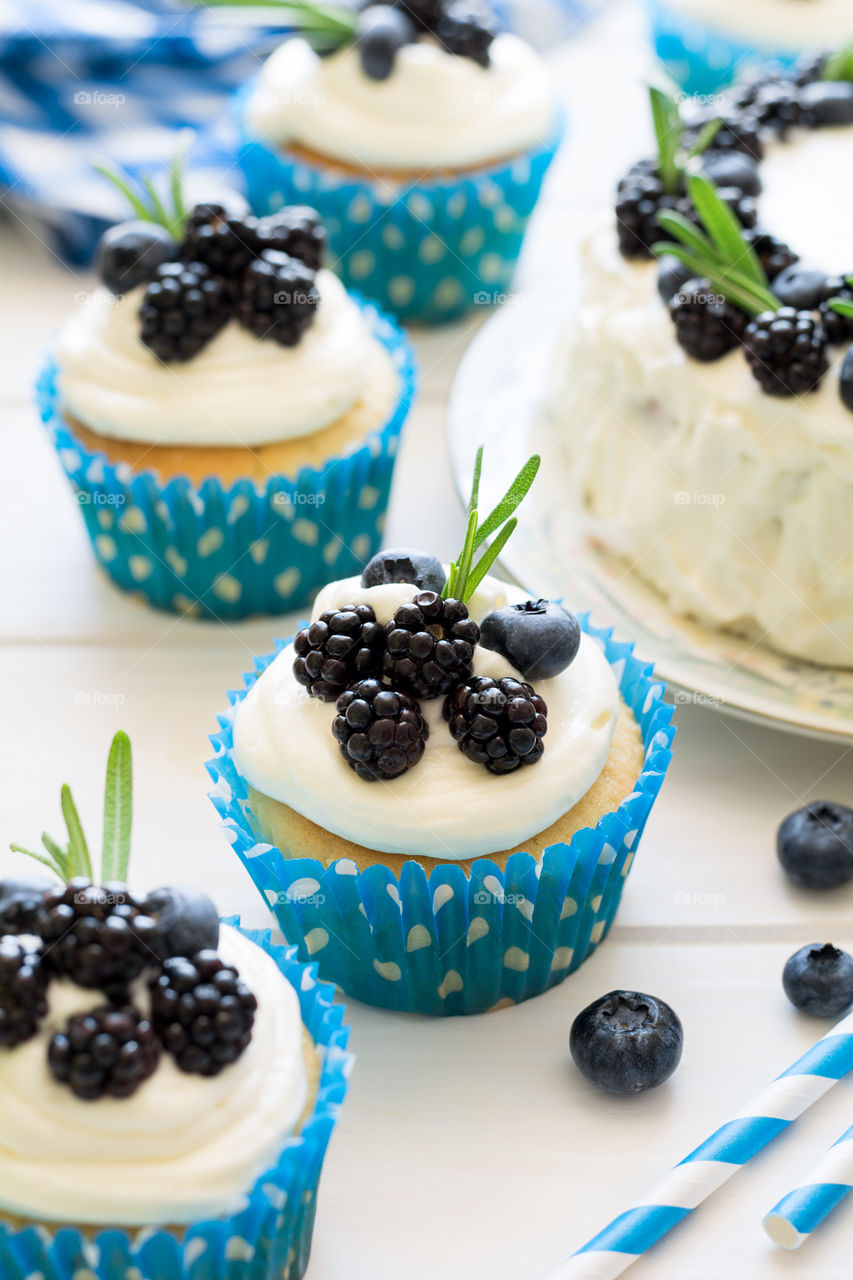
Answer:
[742,229,799,282]
[235,250,319,347]
[37,879,162,993]
[444,675,548,775]
[0,935,48,1048]
[0,875,52,935]
[817,277,853,345]
[293,604,385,701]
[181,203,257,280]
[357,5,417,80]
[333,679,428,780]
[717,185,757,230]
[97,221,177,294]
[730,74,803,135]
[615,159,689,259]
[383,592,479,699]
[699,150,762,198]
[682,111,764,161]
[392,0,443,31]
[48,1003,159,1100]
[743,309,829,396]
[249,207,326,271]
[436,0,497,67]
[150,951,257,1077]
[139,261,229,363]
[794,51,828,86]
[669,280,749,362]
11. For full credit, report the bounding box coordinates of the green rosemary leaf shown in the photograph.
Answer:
[649,86,682,196]
[9,843,66,880]
[41,833,70,879]
[451,509,480,602]
[61,785,94,880]
[468,445,484,520]
[655,210,715,258]
[102,731,133,884]
[650,242,776,315]
[687,174,767,289]
[141,175,173,234]
[686,117,722,159]
[822,45,853,83]
[197,0,357,34]
[465,519,518,600]
[474,454,540,550]
[170,147,187,233]
[829,297,853,319]
[94,164,155,223]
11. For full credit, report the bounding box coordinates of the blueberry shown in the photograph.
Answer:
[0,874,54,935]
[772,266,831,311]
[840,347,853,413]
[479,599,581,681]
[570,990,683,1094]
[777,801,853,889]
[144,885,220,958]
[96,221,178,294]
[800,81,853,126]
[656,255,694,305]
[783,943,853,1017]
[361,548,446,594]
[357,5,416,80]
[699,150,762,198]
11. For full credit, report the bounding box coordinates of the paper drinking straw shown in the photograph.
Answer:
[548,1009,853,1280]
[763,1122,853,1250]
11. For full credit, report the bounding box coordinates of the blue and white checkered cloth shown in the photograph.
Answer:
[0,0,599,265]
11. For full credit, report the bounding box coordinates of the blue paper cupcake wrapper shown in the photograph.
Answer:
[36,298,416,620]
[237,86,563,324]
[0,923,352,1280]
[646,0,801,95]
[207,617,676,1016]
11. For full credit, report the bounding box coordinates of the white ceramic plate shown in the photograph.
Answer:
[447,289,853,743]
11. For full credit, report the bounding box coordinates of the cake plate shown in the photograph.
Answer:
[447,289,853,743]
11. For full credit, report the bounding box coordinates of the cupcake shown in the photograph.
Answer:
[237,0,561,324]
[2,732,351,1280]
[209,453,675,1015]
[549,76,853,666]
[38,160,416,619]
[647,0,853,94]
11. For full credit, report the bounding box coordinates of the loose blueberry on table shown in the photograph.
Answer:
[782,944,853,1018]
[2,733,257,1099]
[777,800,853,889]
[570,990,684,1095]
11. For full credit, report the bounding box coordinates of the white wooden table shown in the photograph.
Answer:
[2,4,853,1277]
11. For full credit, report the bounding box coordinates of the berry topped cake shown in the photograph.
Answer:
[237,0,561,322]
[550,66,853,667]
[210,453,675,1015]
[0,734,350,1280]
[39,157,415,619]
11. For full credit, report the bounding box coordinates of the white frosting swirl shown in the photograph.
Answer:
[55,270,374,446]
[662,0,853,49]
[0,926,308,1226]
[245,35,556,171]
[232,573,619,860]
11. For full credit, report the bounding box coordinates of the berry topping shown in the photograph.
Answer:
[139,261,229,363]
[37,879,161,993]
[96,221,178,295]
[730,72,804,136]
[840,346,853,413]
[479,599,580,681]
[669,279,749,362]
[799,80,853,127]
[361,548,447,594]
[683,110,763,161]
[436,0,497,67]
[150,951,257,1077]
[0,935,48,1048]
[772,265,831,311]
[616,158,688,259]
[144,885,220,959]
[357,4,417,80]
[391,0,443,30]
[741,229,799,283]
[743,308,829,396]
[777,801,853,889]
[817,276,853,344]
[235,249,319,347]
[783,943,853,1018]
[248,206,326,271]
[0,875,52,936]
[656,254,694,304]
[181,203,257,280]
[293,604,385,701]
[48,1004,159,1100]
[333,679,428,780]
[570,990,683,1095]
[444,674,547,774]
[699,150,762,198]
[383,592,479,699]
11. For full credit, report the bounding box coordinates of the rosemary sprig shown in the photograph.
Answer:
[828,277,853,319]
[11,732,133,884]
[193,0,358,50]
[648,86,721,196]
[445,448,540,602]
[821,44,853,83]
[653,174,780,316]
[95,147,189,239]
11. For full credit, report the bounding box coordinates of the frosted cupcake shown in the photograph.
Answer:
[647,0,853,94]
[209,453,674,1015]
[237,0,561,323]
[38,160,415,619]
[2,732,350,1280]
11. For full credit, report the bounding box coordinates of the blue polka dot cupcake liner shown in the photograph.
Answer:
[647,0,801,95]
[207,617,676,1017]
[236,88,563,325]
[36,298,416,620]
[0,923,352,1280]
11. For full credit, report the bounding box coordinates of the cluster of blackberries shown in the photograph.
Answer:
[354,0,498,82]
[615,157,756,260]
[0,876,257,1100]
[97,201,325,362]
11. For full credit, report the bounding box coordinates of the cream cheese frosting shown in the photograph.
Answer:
[550,123,853,667]
[232,573,620,860]
[56,269,374,447]
[661,0,853,49]
[245,34,556,171]
[0,926,308,1226]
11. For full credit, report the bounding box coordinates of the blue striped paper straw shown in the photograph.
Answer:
[763,1123,853,1250]
[549,1009,853,1279]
